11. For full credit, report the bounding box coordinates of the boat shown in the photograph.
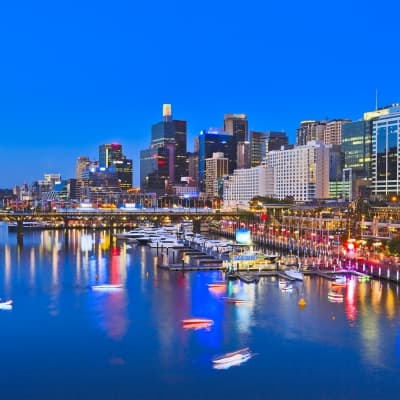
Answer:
[90,284,124,290]
[212,347,251,365]
[335,276,346,284]
[207,282,226,289]
[222,297,250,304]
[8,221,47,232]
[280,284,293,292]
[328,290,344,302]
[358,275,371,282]
[181,318,214,330]
[285,269,304,281]
[0,299,13,310]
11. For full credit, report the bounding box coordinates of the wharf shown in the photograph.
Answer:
[305,270,336,281]
[159,263,225,271]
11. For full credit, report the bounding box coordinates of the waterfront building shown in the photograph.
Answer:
[342,119,373,199]
[205,152,228,199]
[296,120,327,146]
[250,131,288,167]
[372,105,400,196]
[323,119,351,145]
[222,163,274,209]
[198,128,235,191]
[80,167,122,203]
[265,141,330,202]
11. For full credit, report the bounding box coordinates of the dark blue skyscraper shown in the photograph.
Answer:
[140,104,187,194]
[198,128,235,191]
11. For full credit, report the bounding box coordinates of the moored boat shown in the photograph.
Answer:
[207,282,226,289]
[90,284,124,290]
[0,299,13,310]
[328,290,344,302]
[222,297,249,304]
[280,284,293,292]
[181,318,214,330]
[285,269,304,281]
[212,347,251,365]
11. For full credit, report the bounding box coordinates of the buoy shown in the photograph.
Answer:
[298,297,307,308]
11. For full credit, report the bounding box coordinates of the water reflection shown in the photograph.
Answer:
[1,229,400,389]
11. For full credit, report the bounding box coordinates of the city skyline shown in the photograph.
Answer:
[1,0,400,188]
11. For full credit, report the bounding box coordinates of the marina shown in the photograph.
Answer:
[0,229,400,399]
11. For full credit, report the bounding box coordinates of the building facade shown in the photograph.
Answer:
[266,141,330,202]
[222,164,274,208]
[204,152,228,199]
[296,120,327,146]
[372,106,400,195]
[249,131,288,167]
[198,128,235,191]
[323,119,351,145]
[140,104,187,193]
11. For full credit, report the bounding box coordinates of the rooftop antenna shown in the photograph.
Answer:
[375,88,379,110]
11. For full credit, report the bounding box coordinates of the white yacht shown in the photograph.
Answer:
[285,269,304,281]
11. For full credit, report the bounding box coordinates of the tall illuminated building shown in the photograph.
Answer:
[371,104,400,195]
[140,104,187,194]
[205,152,228,199]
[98,144,133,190]
[198,128,235,192]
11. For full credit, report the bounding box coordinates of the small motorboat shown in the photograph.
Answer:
[222,297,250,305]
[212,347,252,367]
[285,269,304,281]
[181,318,214,330]
[90,284,124,290]
[335,276,346,284]
[280,284,293,292]
[207,282,226,289]
[328,290,344,302]
[331,283,346,289]
[0,299,13,310]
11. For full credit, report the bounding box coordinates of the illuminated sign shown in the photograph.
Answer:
[236,228,251,245]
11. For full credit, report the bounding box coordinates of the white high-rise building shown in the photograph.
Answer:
[222,164,274,208]
[265,141,330,202]
[205,152,228,198]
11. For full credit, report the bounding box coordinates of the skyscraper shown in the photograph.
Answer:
[371,104,400,195]
[223,113,248,142]
[224,113,248,170]
[198,128,235,192]
[249,131,288,167]
[205,152,228,199]
[323,119,351,145]
[296,120,327,145]
[76,156,91,180]
[140,104,188,193]
[98,144,133,190]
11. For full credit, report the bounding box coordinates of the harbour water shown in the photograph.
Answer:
[1,229,400,399]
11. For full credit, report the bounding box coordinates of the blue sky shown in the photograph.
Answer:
[1,0,399,188]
